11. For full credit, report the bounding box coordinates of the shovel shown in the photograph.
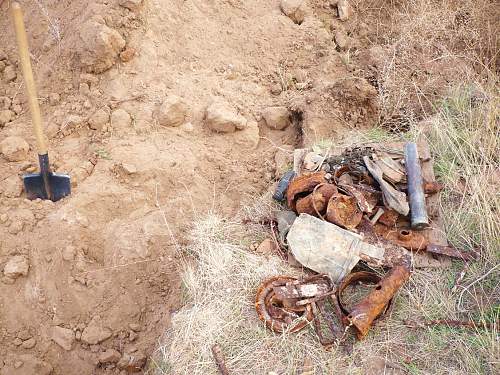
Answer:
[12,2,70,201]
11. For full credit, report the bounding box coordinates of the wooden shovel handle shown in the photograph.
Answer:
[12,2,47,154]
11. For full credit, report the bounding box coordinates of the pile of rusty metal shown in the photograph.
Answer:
[255,140,476,347]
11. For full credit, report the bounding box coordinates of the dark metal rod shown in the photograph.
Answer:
[404,142,429,229]
[38,153,52,200]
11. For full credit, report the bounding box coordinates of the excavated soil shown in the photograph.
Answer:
[0,0,493,374]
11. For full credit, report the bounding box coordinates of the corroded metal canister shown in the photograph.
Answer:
[404,142,429,230]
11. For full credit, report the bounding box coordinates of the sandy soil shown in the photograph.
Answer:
[0,0,493,374]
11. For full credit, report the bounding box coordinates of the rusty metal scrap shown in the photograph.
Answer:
[338,183,380,214]
[343,260,411,339]
[426,244,477,261]
[287,171,327,211]
[212,344,230,375]
[373,224,428,251]
[423,181,444,195]
[378,209,400,227]
[255,276,314,333]
[326,194,363,230]
[296,183,337,217]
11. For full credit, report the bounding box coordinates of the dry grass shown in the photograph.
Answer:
[355,0,499,128]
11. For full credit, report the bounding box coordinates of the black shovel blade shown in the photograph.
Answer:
[23,172,71,201]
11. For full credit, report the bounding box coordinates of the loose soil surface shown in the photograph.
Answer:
[0,0,494,374]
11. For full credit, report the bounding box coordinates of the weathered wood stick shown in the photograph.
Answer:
[212,344,230,375]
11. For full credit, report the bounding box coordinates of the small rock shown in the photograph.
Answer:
[1,175,23,198]
[3,255,29,280]
[337,0,352,21]
[335,30,349,50]
[0,213,8,223]
[117,351,147,371]
[79,82,91,96]
[276,210,297,239]
[17,330,31,341]
[256,238,275,254]
[156,96,188,127]
[128,323,141,332]
[88,107,110,131]
[233,120,260,149]
[280,0,306,25]
[120,47,136,62]
[48,93,60,105]
[81,316,112,345]
[110,108,132,128]
[12,104,22,115]
[119,0,143,11]
[0,96,11,110]
[0,109,14,126]
[128,331,138,342]
[14,361,23,369]
[99,349,121,364]
[21,337,36,349]
[51,326,75,351]
[262,106,291,130]
[205,100,247,133]
[121,163,137,175]
[13,337,23,346]
[180,122,194,132]
[8,220,24,234]
[270,84,282,96]
[3,65,17,82]
[62,245,76,261]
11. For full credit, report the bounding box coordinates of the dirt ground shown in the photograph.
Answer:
[0,0,497,374]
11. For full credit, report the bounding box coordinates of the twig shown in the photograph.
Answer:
[211,344,229,375]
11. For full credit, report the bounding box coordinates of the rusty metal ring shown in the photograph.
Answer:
[255,276,314,333]
[336,271,393,323]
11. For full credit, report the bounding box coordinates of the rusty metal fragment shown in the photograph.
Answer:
[326,194,363,230]
[373,224,428,250]
[426,244,477,261]
[338,184,379,214]
[345,260,411,339]
[255,276,314,333]
[378,209,400,227]
[423,181,444,195]
[296,183,337,217]
[287,171,327,210]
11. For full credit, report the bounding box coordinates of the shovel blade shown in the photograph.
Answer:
[23,172,71,202]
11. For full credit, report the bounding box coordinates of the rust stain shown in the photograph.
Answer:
[296,183,337,216]
[373,224,428,250]
[326,193,363,230]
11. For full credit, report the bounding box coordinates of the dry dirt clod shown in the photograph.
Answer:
[81,316,113,345]
[0,96,11,110]
[337,0,352,21]
[2,65,17,83]
[51,326,75,351]
[20,338,36,349]
[233,120,260,149]
[62,246,76,261]
[156,95,188,127]
[0,176,23,198]
[0,213,8,223]
[48,93,60,106]
[78,20,126,74]
[128,323,141,332]
[111,108,132,128]
[89,106,110,130]
[280,0,306,25]
[119,0,143,11]
[98,349,121,364]
[262,106,291,130]
[120,47,136,62]
[334,30,349,50]
[205,100,247,133]
[0,109,14,126]
[3,255,29,280]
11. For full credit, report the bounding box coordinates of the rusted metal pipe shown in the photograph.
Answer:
[404,142,429,229]
[346,260,411,339]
